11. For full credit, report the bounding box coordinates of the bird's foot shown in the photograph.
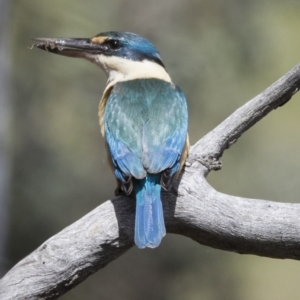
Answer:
[114,186,126,196]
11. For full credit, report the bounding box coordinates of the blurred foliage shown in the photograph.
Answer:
[2,0,300,299]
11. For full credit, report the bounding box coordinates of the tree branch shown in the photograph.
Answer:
[1,63,300,299]
[190,63,300,169]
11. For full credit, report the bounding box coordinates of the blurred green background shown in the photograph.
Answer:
[1,0,300,299]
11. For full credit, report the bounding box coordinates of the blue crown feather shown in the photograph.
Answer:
[95,31,165,67]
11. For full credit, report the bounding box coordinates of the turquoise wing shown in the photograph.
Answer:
[142,81,188,176]
[104,79,188,185]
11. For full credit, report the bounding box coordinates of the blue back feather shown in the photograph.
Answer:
[104,79,188,248]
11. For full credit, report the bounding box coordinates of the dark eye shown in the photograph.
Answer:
[107,39,121,50]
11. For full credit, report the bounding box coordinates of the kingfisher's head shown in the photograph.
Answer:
[33,31,171,84]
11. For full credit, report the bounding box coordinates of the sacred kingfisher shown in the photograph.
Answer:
[33,31,189,249]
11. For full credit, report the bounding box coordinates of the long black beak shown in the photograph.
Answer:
[32,37,105,59]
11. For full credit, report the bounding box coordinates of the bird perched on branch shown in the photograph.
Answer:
[33,31,189,249]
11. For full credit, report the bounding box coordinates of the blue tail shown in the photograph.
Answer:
[133,174,166,249]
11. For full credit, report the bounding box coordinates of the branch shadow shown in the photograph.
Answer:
[110,170,183,248]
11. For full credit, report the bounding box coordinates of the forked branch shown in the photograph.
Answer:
[1,64,300,300]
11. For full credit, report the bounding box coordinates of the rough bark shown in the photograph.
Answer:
[1,64,300,300]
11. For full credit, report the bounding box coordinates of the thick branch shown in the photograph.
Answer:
[1,171,300,299]
[1,64,300,299]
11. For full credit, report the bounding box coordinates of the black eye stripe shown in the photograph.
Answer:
[106,39,121,50]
